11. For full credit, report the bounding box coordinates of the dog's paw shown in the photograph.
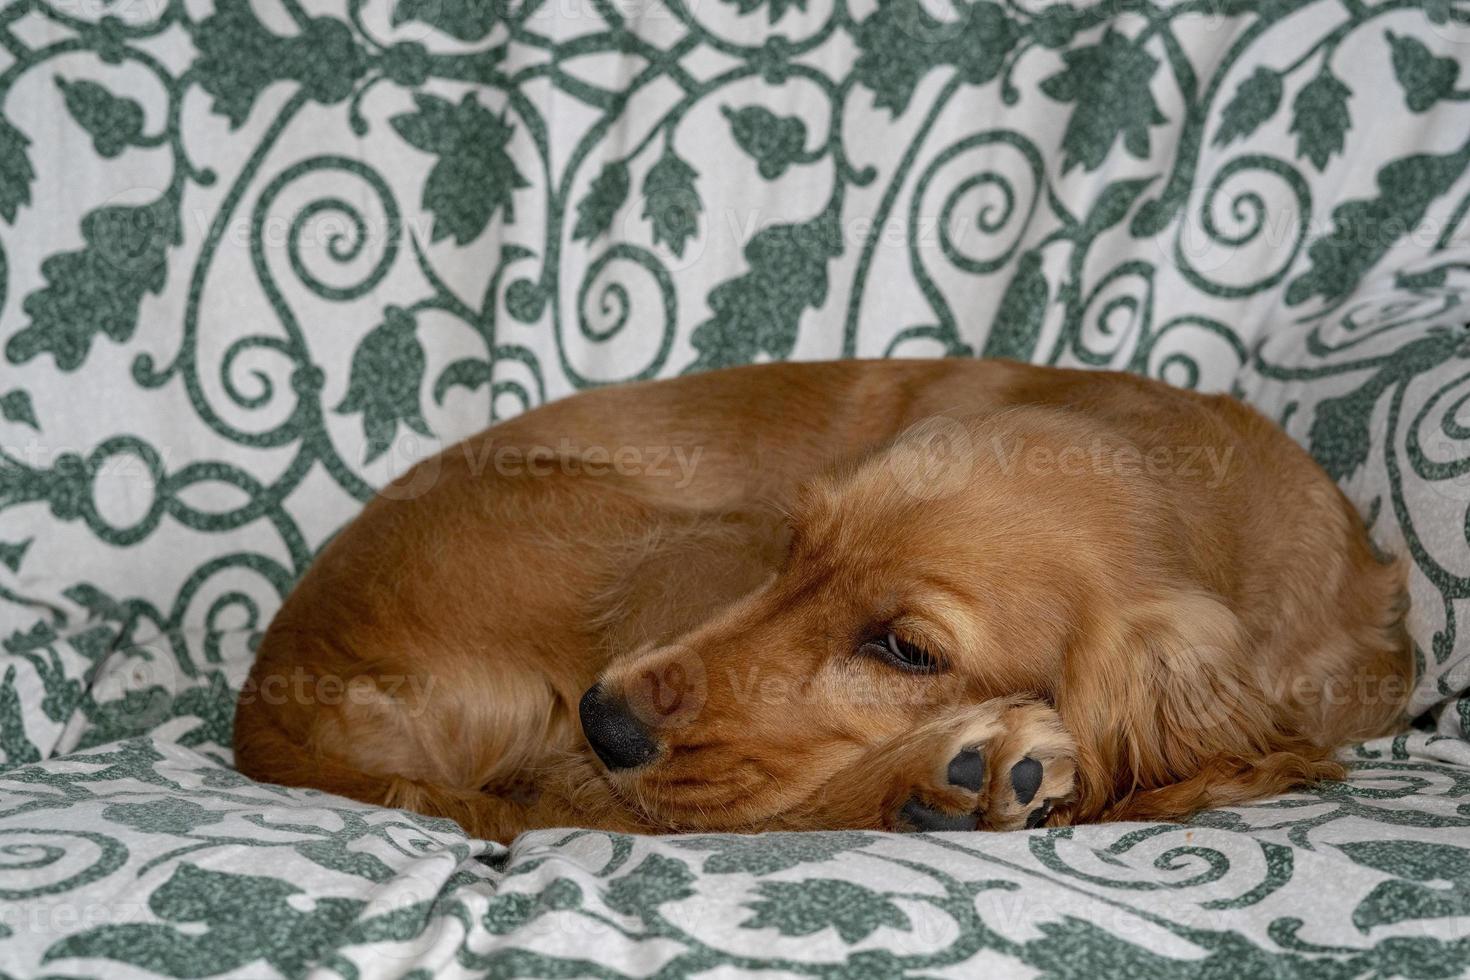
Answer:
[887,699,1076,833]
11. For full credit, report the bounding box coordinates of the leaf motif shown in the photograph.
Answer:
[1302,331,1463,480]
[192,0,290,127]
[854,0,1017,116]
[335,305,432,464]
[0,537,29,573]
[0,390,38,430]
[433,358,492,405]
[1307,384,1377,483]
[0,451,92,522]
[65,583,129,623]
[1028,916,1308,977]
[1039,28,1166,173]
[0,116,35,223]
[44,863,367,976]
[1395,266,1449,290]
[389,93,458,154]
[1339,840,1470,881]
[15,641,82,724]
[295,839,396,882]
[291,17,367,107]
[1290,69,1352,171]
[102,798,226,835]
[742,879,909,943]
[1213,67,1283,146]
[672,831,879,874]
[1386,31,1461,113]
[46,925,214,975]
[1426,0,1452,22]
[982,251,1049,361]
[718,0,808,22]
[1031,3,1092,49]
[193,3,366,128]
[573,160,630,241]
[485,881,582,928]
[687,209,843,371]
[948,2,1018,85]
[6,197,181,371]
[482,893,538,935]
[642,149,701,257]
[603,854,696,918]
[1217,0,1298,14]
[545,878,583,909]
[1353,880,1470,931]
[0,666,42,768]
[392,0,500,40]
[1081,177,1155,237]
[391,94,528,245]
[57,78,145,158]
[723,106,808,180]
[1286,143,1470,307]
[853,0,946,115]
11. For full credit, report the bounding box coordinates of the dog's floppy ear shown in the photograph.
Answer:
[1057,590,1327,821]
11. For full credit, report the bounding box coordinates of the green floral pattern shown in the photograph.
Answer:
[1236,290,1470,733]
[3,0,1470,973]
[0,733,1468,976]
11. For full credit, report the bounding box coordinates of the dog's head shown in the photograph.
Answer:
[579,409,1192,830]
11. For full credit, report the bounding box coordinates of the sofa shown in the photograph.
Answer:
[2,0,1469,975]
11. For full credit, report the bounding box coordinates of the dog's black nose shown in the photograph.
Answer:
[579,683,659,771]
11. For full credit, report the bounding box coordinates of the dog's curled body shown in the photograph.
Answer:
[233,360,1412,841]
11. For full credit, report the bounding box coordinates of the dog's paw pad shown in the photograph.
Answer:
[946,748,986,792]
[899,797,976,833]
[1010,757,1043,805]
[881,700,1076,834]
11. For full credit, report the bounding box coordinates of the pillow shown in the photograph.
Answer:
[1234,281,1470,739]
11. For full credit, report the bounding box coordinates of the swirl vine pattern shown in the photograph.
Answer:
[2,0,1470,973]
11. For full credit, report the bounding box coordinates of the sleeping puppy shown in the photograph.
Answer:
[233,359,1413,841]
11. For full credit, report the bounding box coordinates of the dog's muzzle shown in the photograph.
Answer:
[579,683,659,771]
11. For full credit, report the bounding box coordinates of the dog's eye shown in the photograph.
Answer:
[863,632,941,673]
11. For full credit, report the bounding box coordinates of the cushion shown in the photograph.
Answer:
[4,0,1470,973]
[1235,281,1470,734]
[2,732,1466,976]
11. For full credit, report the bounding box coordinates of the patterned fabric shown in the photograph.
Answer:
[1237,289,1470,737]
[3,0,1470,974]
[2,733,1468,977]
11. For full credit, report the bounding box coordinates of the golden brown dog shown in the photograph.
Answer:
[233,360,1413,841]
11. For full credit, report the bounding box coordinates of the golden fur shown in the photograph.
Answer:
[233,360,1413,841]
